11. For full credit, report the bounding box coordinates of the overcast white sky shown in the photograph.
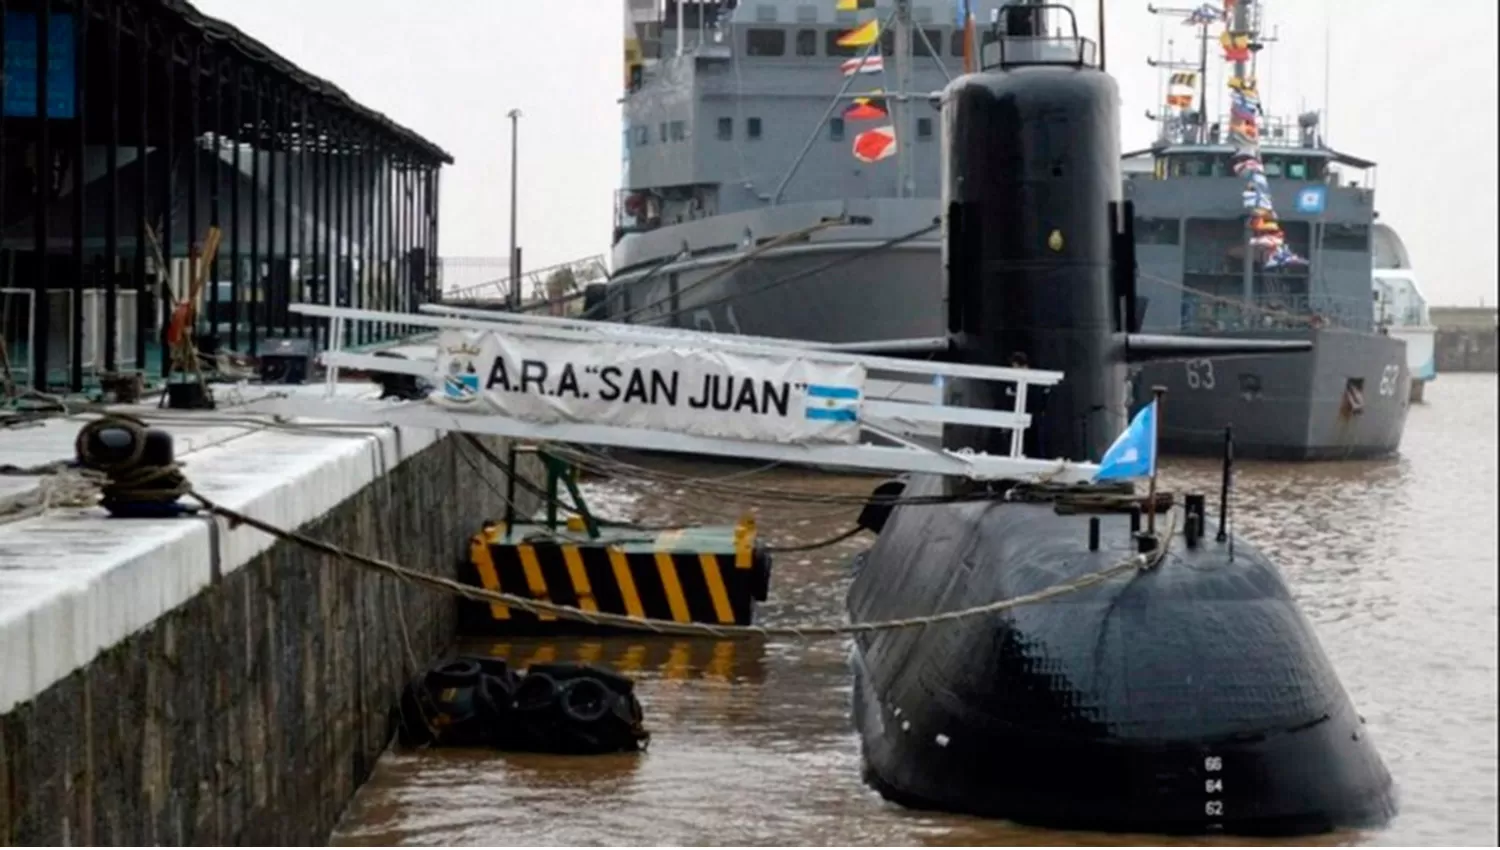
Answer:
[193,0,1497,307]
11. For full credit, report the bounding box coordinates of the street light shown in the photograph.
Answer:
[507,108,522,309]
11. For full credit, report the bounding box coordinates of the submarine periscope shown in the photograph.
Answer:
[845,3,1396,836]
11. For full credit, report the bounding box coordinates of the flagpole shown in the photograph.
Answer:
[1146,385,1166,537]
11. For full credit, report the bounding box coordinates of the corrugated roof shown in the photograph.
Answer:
[155,0,454,165]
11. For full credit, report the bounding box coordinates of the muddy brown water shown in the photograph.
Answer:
[332,374,1497,846]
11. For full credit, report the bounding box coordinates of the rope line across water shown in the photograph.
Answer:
[185,490,1172,639]
[62,414,1173,639]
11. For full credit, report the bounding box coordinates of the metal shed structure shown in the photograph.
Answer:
[1,0,453,393]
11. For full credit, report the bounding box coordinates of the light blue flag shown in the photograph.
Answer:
[955,0,969,28]
[1094,401,1158,482]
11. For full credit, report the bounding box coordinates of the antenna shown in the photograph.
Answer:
[1146,4,1213,143]
[1216,425,1234,560]
[1323,0,1333,143]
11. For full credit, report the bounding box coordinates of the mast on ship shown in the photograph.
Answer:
[893,0,913,199]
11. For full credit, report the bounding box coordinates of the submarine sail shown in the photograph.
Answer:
[846,3,1395,836]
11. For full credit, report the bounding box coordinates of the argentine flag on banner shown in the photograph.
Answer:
[1093,401,1158,482]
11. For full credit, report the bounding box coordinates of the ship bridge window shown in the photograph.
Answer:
[748,117,763,139]
[670,120,686,141]
[747,28,787,56]
[1262,157,1284,177]
[717,117,733,139]
[826,29,860,56]
[796,28,818,56]
[829,117,845,141]
[1136,217,1180,245]
[634,125,648,146]
[1169,154,1227,177]
[1324,224,1370,252]
[917,117,933,139]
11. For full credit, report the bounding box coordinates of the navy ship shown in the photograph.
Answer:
[601,0,1410,461]
[846,3,1395,833]
[606,0,963,347]
[1122,0,1410,460]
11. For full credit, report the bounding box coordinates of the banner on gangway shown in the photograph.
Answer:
[430,329,867,445]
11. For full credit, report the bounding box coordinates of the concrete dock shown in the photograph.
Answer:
[0,385,535,844]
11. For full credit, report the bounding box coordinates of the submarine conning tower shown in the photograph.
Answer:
[939,2,1310,463]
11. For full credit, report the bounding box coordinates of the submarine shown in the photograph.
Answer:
[845,4,1396,837]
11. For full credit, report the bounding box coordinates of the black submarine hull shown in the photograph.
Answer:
[847,476,1396,835]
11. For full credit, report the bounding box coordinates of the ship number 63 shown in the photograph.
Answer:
[1185,359,1216,390]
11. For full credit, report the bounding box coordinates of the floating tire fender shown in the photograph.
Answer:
[426,658,483,689]
[514,671,560,712]
[559,677,613,725]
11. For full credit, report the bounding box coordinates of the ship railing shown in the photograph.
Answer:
[1179,291,1375,332]
[440,255,609,311]
[264,303,1101,485]
[983,5,1097,70]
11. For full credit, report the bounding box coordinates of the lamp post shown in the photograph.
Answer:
[507,108,522,308]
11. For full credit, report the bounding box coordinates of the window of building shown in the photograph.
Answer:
[825,29,859,56]
[917,117,933,139]
[829,117,845,141]
[795,28,818,56]
[717,117,733,139]
[669,120,686,141]
[747,27,786,56]
[1135,217,1181,245]
[748,117,763,139]
[1324,223,1370,252]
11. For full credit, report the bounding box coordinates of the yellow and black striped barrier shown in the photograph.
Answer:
[456,517,772,636]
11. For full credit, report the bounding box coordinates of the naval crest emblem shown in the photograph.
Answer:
[438,336,485,403]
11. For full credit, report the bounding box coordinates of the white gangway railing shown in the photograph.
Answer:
[262,303,1102,484]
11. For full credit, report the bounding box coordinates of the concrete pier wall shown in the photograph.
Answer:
[1,420,536,844]
[1434,328,1498,373]
[1431,307,1498,373]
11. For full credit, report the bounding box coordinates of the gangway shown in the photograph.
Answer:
[262,303,1103,484]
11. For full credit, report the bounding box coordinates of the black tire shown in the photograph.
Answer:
[559,677,612,725]
[459,655,512,681]
[426,658,482,689]
[527,663,636,696]
[513,671,560,713]
[612,692,645,727]
[476,673,517,717]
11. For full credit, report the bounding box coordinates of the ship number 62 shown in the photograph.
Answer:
[1378,364,1401,396]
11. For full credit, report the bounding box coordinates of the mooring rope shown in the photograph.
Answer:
[58,414,1174,640]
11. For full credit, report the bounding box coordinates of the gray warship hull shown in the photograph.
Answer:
[1130,328,1411,460]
